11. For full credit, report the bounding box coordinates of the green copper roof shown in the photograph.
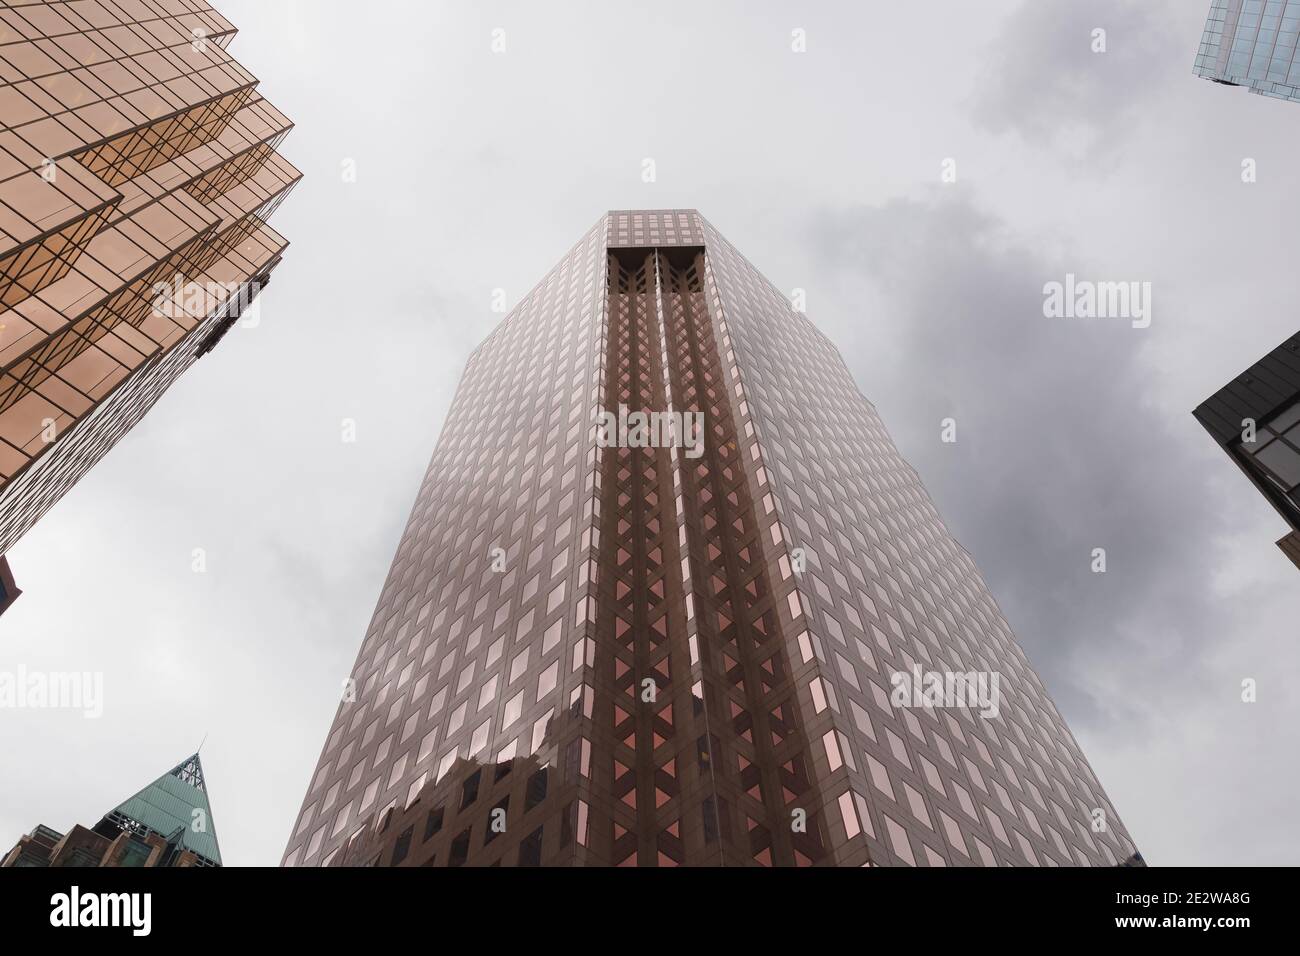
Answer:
[106,754,222,866]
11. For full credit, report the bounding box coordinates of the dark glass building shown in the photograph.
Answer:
[1194,331,1300,571]
[285,210,1139,868]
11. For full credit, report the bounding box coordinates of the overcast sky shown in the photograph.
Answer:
[2,0,1297,867]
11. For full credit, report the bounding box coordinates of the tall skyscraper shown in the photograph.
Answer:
[1194,331,1300,572]
[0,0,299,596]
[3,752,220,867]
[1195,0,1300,104]
[284,210,1139,868]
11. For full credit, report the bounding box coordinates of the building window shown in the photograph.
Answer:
[392,825,414,865]
[460,769,481,810]
[449,828,471,867]
[702,797,719,844]
[525,769,548,811]
[1253,437,1300,487]
[1241,400,1300,504]
[560,802,574,847]
[423,806,444,842]
[485,797,509,845]
[519,827,543,866]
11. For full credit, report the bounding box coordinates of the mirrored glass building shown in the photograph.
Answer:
[0,0,299,600]
[1195,0,1300,103]
[285,210,1139,868]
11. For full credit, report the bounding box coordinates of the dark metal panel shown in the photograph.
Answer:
[1194,332,1300,444]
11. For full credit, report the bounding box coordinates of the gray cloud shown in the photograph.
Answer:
[972,0,1187,161]
[809,195,1215,721]
[803,189,1300,864]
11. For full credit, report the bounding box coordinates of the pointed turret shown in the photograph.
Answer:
[96,754,222,867]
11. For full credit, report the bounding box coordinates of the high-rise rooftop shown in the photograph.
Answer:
[2,752,221,867]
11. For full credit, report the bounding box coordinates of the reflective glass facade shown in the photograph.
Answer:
[1239,399,1300,503]
[1195,0,1300,103]
[0,0,299,556]
[285,211,1139,868]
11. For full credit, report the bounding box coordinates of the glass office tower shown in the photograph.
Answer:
[0,0,299,580]
[1195,0,1300,103]
[285,211,1139,868]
